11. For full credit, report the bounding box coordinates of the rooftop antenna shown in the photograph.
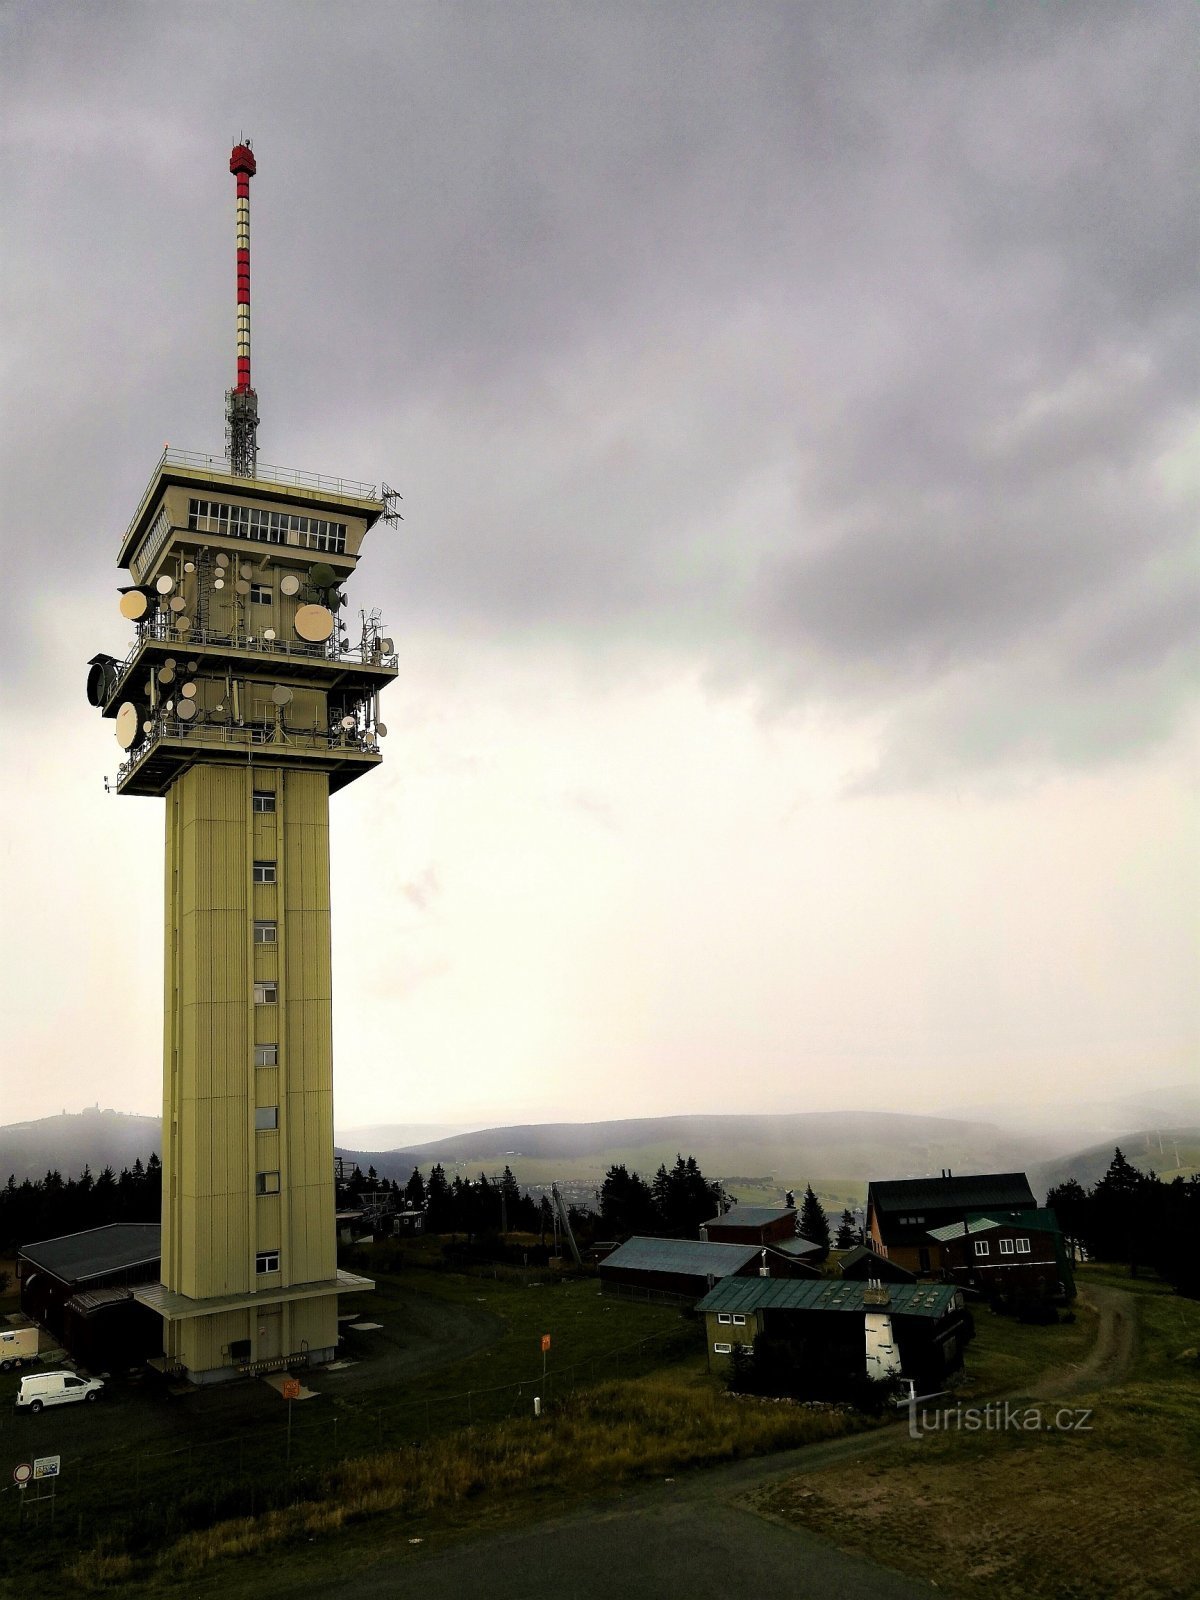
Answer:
[226,138,259,477]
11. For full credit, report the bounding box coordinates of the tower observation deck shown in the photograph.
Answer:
[86,148,398,1383]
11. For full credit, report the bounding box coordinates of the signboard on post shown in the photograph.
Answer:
[13,1463,32,1486]
[33,1457,61,1480]
[541,1334,551,1353]
[281,1378,301,1401]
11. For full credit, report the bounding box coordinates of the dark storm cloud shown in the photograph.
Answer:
[3,0,1196,778]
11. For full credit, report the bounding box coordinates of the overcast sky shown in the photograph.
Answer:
[2,1,1196,1133]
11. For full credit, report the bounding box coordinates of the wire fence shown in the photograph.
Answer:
[2,1322,696,1552]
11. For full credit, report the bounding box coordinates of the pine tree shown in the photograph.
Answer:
[403,1167,426,1212]
[798,1184,831,1262]
[835,1208,858,1250]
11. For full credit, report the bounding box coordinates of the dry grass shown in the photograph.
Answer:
[65,1376,869,1588]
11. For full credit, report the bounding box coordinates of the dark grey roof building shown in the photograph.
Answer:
[598,1236,762,1303]
[18,1223,163,1370]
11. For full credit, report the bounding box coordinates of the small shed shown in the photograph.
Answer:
[837,1244,917,1284]
[700,1204,799,1247]
[598,1236,762,1304]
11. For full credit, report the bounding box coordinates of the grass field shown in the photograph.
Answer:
[749,1266,1200,1600]
[0,1262,690,1592]
[1,1254,875,1597]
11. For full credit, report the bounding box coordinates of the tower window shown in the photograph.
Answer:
[253,860,276,883]
[255,1251,280,1275]
[254,921,277,944]
[255,1106,278,1131]
[254,1044,278,1067]
[252,792,276,813]
[250,583,272,604]
[254,982,277,1005]
[256,1171,280,1196]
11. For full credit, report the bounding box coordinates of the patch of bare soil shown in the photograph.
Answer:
[749,1444,1196,1599]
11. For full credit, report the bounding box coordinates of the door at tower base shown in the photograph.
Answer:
[161,1293,341,1383]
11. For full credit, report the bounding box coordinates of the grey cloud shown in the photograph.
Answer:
[3,0,1196,779]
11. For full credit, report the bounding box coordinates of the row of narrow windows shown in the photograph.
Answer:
[187,498,347,554]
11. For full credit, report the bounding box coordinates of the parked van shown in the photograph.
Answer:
[14,1371,104,1413]
[0,1328,40,1371]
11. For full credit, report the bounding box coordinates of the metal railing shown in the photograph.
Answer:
[107,614,397,705]
[122,447,381,551]
[116,718,381,789]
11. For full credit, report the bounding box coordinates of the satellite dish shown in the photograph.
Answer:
[165,658,177,668]
[263,627,276,641]
[142,719,154,734]
[176,699,197,722]
[340,715,356,730]
[115,702,141,749]
[294,604,334,642]
[215,702,225,713]
[310,562,337,589]
[187,660,199,672]
[177,616,192,631]
[271,685,293,707]
[155,574,175,595]
[164,699,174,714]
[380,638,394,653]
[280,574,301,596]
[376,722,388,737]
[184,561,196,574]
[119,590,149,621]
[215,553,228,567]
[85,665,111,710]
[214,577,225,589]
[240,563,253,578]
[169,596,186,612]
[181,682,197,699]
[157,666,175,685]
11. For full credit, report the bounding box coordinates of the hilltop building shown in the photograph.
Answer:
[865,1172,1037,1275]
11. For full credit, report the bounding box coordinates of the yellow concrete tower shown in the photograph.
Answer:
[86,143,396,1381]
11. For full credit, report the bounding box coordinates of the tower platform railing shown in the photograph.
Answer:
[122,447,382,552]
[116,716,382,789]
[105,614,397,706]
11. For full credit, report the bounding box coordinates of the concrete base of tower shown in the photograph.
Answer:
[134,1268,373,1385]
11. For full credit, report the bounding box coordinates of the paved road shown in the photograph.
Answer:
[308,1431,937,1600]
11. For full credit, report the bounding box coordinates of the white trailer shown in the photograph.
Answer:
[0,1326,40,1371]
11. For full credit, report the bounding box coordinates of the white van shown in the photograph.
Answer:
[14,1370,104,1413]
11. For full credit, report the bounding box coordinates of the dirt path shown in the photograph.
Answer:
[1025,1283,1135,1400]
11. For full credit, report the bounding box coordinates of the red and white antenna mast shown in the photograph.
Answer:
[226,139,259,477]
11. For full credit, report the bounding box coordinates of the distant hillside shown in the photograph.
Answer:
[331,1110,1060,1206]
[0,1109,160,1184]
[1029,1127,1200,1199]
